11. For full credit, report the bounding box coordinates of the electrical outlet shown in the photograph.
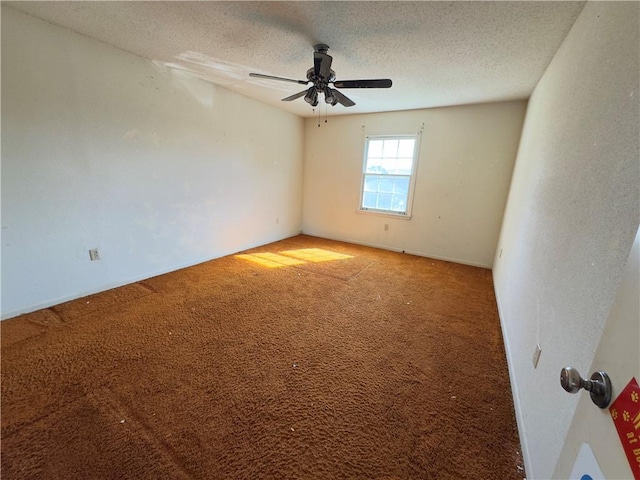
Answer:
[384,224,389,231]
[533,343,542,368]
[89,248,101,261]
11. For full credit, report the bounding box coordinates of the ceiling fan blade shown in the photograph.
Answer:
[333,79,392,89]
[332,89,356,107]
[250,73,308,85]
[313,51,333,79]
[281,90,308,102]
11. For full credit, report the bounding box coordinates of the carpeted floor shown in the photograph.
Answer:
[1,235,525,479]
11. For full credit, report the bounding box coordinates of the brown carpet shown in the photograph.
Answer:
[1,235,524,479]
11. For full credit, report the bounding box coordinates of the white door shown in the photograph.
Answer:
[553,226,639,479]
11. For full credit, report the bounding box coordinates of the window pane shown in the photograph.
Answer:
[391,194,407,212]
[382,140,399,158]
[380,157,398,173]
[368,140,383,158]
[378,177,394,193]
[377,193,392,210]
[395,158,413,175]
[393,176,410,194]
[366,163,386,174]
[364,175,380,192]
[398,139,415,157]
[363,192,377,209]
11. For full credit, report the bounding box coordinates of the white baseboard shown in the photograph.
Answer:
[494,286,532,478]
[301,230,493,269]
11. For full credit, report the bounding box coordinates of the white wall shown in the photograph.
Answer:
[1,7,304,319]
[493,2,639,479]
[302,101,526,268]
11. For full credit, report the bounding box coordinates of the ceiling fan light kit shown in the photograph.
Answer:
[304,86,318,106]
[250,44,392,109]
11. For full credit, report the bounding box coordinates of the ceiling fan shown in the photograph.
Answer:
[249,44,392,108]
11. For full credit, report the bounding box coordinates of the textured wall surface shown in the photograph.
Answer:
[493,2,639,478]
[1,8,303,319]
[302,101,526,268]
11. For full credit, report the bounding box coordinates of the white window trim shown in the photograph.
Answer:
[358,134,420,219]
[355,208,413,220]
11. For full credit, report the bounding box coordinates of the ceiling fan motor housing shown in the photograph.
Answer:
[306,68,336,85]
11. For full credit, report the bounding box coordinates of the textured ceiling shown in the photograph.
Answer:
[6,1,585,118]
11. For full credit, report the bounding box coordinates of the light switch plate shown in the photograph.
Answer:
[533,343,542,368]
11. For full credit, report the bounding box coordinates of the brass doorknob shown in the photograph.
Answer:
[560,367,612,409]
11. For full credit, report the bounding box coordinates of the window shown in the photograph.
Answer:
[360,135,419,217]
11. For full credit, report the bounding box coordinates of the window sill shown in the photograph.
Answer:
[356,209,412,220]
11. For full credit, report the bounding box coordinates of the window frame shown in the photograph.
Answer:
[358,134,420,219]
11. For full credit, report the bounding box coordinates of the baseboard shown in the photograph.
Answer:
[494,285,532,478]
[301,231,493,269]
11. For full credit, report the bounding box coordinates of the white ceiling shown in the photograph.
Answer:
[6,1,586,118]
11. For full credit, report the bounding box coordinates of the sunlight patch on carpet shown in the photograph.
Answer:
[236,249,353,268]
[235,253,306,268]
[279,248,353,263]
